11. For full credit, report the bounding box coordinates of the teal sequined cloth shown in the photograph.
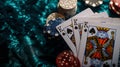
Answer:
[0,0,119,67]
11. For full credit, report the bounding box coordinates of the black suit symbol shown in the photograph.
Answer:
[89,28,95,35]
[84,22,88,32]
[67,28,72,34]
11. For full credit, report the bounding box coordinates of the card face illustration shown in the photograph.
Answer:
[83,25,116,67]
[78,19,120,67]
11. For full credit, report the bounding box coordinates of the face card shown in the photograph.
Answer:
[56,8,94,56]
[78,18,120,67]
[72,19,83,55]
[72,12,109,55]
[63,23,76,45]
[56,21,77,56]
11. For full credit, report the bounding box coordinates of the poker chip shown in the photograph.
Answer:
[109,0,120,15]
[58,0,77,18]
[114,0,120,8]
[44,13,65,38]
[56,50,80,67]
[113,0,120,12]
[84,0,103,7]
[59,0,77,9]
[46,13,65,24]
[45,18,64,36]
[58,4,77,19]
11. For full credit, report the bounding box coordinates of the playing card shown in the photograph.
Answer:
[56,8,94,56]
[78,18,120,67]
[72,19,83,55]
[56,20,77,56]
[118,49,120,67]
[91,12,109,17]
[72,11,109,56]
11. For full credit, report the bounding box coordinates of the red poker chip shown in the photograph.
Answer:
[109,0,120,15]
[114,0,120,8]
[56,50,80,67]
[113,0,120,12]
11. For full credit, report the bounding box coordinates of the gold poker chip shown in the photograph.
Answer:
[59,0,77,10]
[58,5,77,18]
[58,0,77,18]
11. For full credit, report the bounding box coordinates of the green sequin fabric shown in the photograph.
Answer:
[0,0,119,67]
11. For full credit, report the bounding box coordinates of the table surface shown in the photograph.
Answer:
[0,0,120,67]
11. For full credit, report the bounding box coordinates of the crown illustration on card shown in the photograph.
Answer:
[97,26,110,32]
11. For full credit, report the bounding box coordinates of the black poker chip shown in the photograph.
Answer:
[44,17,64,38]
[84,0,103,7]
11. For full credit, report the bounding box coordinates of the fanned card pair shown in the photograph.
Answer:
[56,8,120,67]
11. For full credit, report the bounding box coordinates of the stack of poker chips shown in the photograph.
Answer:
[58,0,77,19]
[44,13,65,39]
[44,0,77,39]
[109,0,120,15]
[84,0,103,7]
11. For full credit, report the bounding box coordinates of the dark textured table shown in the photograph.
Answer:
[0,0,119,67]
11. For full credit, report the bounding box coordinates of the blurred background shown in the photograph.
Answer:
[0,0,119,67]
